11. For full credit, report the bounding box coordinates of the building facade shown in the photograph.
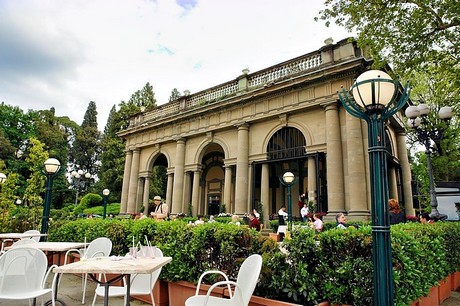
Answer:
[118,38,415,225]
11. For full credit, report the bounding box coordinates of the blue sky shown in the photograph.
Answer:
[0,0,351,129]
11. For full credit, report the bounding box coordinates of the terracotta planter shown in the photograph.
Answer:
[452,271,460,291]
[168,280,225,306]
[438,277,451,304]
[316,302,329,306]
[133,279,169,306]
[269,233,280,242]
[248,295,303,306]
[418,285,439,306]
[410,301,419,306]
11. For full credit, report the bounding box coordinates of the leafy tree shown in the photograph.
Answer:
[169,88,182,102]
[317,0,460,211]
[24,137,49,229]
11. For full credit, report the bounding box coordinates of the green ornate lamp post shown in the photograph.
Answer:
[405,104,453,221]
[102,188,110,219]
[41,158,61,239]
[338,70,410,306]
[280,171,297,229]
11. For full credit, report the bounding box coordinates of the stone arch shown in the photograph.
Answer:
[194,135,230,164]
[145,149,171,172]
[261,124,312,157]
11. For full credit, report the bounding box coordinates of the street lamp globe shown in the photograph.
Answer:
[85,172,91,179]
[44,158,61,174]
[405,105,420,119]
[77,169,84,176]
[351,70,395,108]
[282,172,295,184]
[0,173,6,184]
[103,189,110,196]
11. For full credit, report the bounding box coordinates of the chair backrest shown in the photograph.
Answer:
[130,247,163,293]
[22,230,41,242]
[84,237,112,259]
[235,254,263,306]
[0,247,48,296]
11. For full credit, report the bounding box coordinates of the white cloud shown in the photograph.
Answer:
[0,0,351,129]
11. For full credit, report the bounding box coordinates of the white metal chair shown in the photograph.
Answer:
[0,238,37,256]
[91,247,164,306]
[22,229,41,242]
[0,247,57,306]
[64,237,112,304]
[185,254,263,306]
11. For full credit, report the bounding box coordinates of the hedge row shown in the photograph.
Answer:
[48,219,460,306]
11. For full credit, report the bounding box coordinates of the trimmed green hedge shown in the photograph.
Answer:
[49,220,460,306]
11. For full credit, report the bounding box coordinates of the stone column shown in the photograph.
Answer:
[166,171,174,209]
[120,150,133,213]
[172,138,186,214]
[183,171,191,214]
[261,163,270,227]
[346,113,370,218]
[307,157,317,205]
[127,148,140,213]
[191,169,201,217]
[323,102,345,216]
[142,176,151,214]
[137,177,145,213]
[397,132,415,216]
[247,164,253,212]
[234,123,249,214]
[388,168,398,199]
[223,165,232,213]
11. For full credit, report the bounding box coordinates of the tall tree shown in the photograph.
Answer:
[98,105,125,200]
[71,101,101,176]
[169,88,182,102]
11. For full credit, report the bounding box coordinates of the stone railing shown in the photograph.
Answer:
[136,52,322,126]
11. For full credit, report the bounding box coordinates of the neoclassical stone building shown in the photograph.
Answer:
[118,38,415,225]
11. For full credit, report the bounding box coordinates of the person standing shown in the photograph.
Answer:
[278,206,288,225]
[151,195,169,221]
[300,203,309,222]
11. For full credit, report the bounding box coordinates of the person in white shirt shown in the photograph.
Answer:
[300,203,309,222]
[253,209,260,219]
[278,206,288,225]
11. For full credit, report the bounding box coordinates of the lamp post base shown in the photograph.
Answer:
[429,212,448,221]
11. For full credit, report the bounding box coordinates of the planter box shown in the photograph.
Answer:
[438,277,451,304]
[168,281,225,306]
[452,271,460,291]
[268,233,280,242]
[248,295,302,306]
[418,285,439,306]
[133,279,169,306]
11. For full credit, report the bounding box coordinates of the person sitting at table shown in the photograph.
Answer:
[248,212,261,231]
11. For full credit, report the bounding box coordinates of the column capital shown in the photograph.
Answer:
[321,100,340,111]
[234,121,249,129]
[173,136,187,143]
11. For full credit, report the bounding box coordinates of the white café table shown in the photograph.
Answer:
[6,241,89,265]
[53,256,172,306]
[0,232,47,240]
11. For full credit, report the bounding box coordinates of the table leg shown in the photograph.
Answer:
[125,274,131,306]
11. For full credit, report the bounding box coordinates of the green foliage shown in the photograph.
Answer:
[74,193,103,214]
[48,219,460,306]
[168,88,182,102]
[84,203,120,216]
